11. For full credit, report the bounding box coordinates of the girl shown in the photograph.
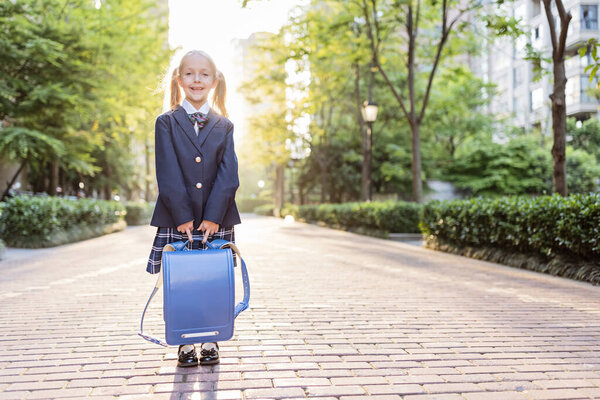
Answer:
[147,50,241,367]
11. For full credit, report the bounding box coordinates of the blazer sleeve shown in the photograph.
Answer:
[154,115,194,226]
[203,123,239,225]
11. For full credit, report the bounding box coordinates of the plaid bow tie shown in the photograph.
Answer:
[188,112,208,129]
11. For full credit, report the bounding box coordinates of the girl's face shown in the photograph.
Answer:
[178,54,217,109]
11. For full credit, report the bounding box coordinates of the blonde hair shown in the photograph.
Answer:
[169,50,228,117]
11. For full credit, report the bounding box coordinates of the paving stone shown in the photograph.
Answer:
[273,378,331,387]
[363,384,424,395]
[462,392,530,400]
[244,387,307,398]
[526,388,589,399]
[0,217,599,400]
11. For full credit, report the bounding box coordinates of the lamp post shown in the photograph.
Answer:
[361,100,378,201]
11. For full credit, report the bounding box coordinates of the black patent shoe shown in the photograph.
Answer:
[199,343,219,365]
[177,345,198,367]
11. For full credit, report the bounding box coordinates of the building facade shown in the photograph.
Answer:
[485,0,600,136]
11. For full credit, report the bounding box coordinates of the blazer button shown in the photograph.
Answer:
[196,182,202,189]
[195,156,201,163]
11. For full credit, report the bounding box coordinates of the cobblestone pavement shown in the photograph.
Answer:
[1,214,599,400]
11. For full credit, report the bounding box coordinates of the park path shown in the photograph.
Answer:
[0,214,599,400]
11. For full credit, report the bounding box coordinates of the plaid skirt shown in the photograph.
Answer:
[146,226,235,274]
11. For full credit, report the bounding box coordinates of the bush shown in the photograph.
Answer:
[0,195,126,248]
[125,201,154,225]
[566,147,600,193]
[421,194,600,262]
[237,196,271,213]
[447,137,552,196]
[254,204,274,216]
[285,201,422,234]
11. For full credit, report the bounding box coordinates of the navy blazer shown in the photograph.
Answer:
[150,106,241,229]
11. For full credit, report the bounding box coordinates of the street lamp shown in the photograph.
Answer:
[362,100,379,123]
[361,100,378,201]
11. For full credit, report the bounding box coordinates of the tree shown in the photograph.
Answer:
[447,137,552,197]
[240,0,513,203]
[0,0,170,199]
[424,67,496,161]
[0,128,64,200]
[541,0,572,196]
[358,0,489,202]
[566,147,600,193]
[0,0,100,196]
[238,32,292,214]
[567,117,600,160]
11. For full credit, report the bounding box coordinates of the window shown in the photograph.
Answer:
[565,75,596,105]
[513,67,522,88]
[566,78,578,105]
[565,49,592,70]
[531,24,543,50]
[581,5,598,30]
[532,0,541,17]
[531,87,544,111]
[581,76,596,102]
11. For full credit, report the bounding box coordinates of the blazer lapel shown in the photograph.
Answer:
[197,108,219,148]
[173,106,202,153]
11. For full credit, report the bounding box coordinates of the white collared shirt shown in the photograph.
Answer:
[181,99,209,135]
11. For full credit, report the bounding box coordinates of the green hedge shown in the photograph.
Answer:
[0,195,126,248]
[267,201,422,234]
[422,194,599,260]
[237,196,271,213]
[125,201,154,225]
[254,204,274,216]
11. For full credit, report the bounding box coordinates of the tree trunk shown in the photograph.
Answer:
[274,163,285,217]
[320,163,329,203]
[542,0,570,195]
[1,161,25,201]
[145,139,151,202]
[299,181,305,205]
[49,160,59,196]
[551,55,568,196]
[288,165,295,204]
[410,120,423,203]
[354,63,369,202]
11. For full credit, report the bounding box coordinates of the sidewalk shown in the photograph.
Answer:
[0,214,599,400]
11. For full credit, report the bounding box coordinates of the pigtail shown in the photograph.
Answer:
[170,68,181,111]
[212,70,228,118]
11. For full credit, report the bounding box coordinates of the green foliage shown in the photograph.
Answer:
[254,204,275,216]
[283,201,422,234]
[0,127,65,162]
[421,194,600,261]
[566,148,600,194]
[124,201,154,226]
[447,136,552,196]
[237,197,271,213]
[0,195,125,247]
[567,117,600,160]
[584,38,600,86]
[0,0,170,199]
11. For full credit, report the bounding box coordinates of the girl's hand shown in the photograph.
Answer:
[177,220,194,243]
[198,220,219,244]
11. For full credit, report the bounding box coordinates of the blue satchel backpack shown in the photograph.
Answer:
[138,239,250,347]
